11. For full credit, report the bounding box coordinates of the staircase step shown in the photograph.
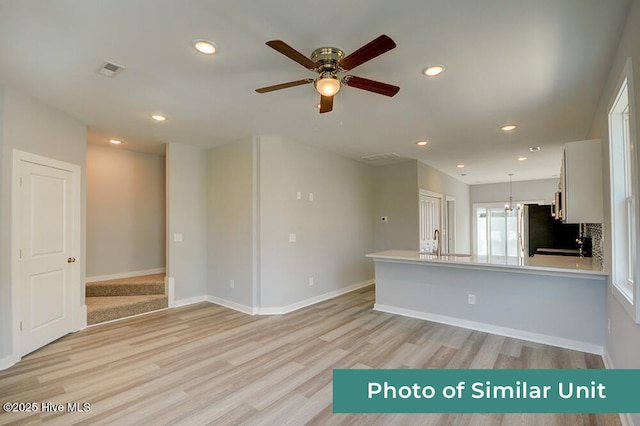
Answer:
[86,273,165,297]
[86,294,168,325]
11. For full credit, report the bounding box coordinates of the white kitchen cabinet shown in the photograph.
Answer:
[560,139,603,224]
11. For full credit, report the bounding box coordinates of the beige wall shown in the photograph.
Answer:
[86,144,165,278]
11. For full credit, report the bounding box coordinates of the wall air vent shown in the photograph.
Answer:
[360,152,400,162]
[97,61,125,78]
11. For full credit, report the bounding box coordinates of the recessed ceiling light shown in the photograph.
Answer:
[109,139,122,145]
[151,114,167,122]
[501,124,517,132]
[422,65,445,77]
[416,140,429,146]
[529,146,541,152]
[193,39,217,55]
[518,156,528,161]
[457,164,465,168]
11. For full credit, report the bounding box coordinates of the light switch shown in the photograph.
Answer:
[296,192,302,200]
[174,233,183,242]
[289,233,296,242]
[309,193,314,201]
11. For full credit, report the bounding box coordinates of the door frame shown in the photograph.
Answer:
[11,149,83,359]
[445,195,456,253]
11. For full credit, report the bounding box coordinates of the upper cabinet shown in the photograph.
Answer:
[560,139,603,224]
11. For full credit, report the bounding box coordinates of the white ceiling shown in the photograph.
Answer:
[0,0,632,184]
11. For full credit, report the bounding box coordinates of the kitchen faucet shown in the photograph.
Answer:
[433,229,441,256]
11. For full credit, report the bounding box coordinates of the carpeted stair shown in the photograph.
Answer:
[86,274,168,325]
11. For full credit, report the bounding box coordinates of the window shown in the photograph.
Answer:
[473,203,525,258]
[608,60,639,322]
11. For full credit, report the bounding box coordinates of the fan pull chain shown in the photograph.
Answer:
[313,92,319,132]
[338,90,344,127]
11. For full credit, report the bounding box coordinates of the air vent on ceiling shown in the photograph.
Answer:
[360,152,401,162]
[97,61,125,78]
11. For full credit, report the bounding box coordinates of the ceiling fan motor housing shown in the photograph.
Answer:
[311,47,344,74]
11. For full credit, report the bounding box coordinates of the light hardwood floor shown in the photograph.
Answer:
[0,286,620,425]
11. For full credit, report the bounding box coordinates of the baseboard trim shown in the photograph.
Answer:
[207,296,256,315]
[86,267,166,283]
[374,303,604,355]
[0,354,19,371]
[173,295,208,308]
[172,279,375,316]
[258,279,374,315]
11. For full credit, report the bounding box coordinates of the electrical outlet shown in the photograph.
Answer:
[309,277,314,286]
[468,294,476,305]
[289,233,296,242]
[230,279,235,289]
[296,192,302,200]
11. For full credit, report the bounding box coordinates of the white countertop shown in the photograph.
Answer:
[366,250,607,278]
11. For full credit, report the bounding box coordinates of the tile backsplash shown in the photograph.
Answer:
[584,223,603,267]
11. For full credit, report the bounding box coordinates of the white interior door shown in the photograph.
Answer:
[17,157,78,356]
[419,191,441,253]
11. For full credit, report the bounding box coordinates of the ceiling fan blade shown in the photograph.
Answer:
[266,40,318,70]
[320,95,333,113]
[343,76,400,97]
[338,35,396,71]
[255,79,314,93]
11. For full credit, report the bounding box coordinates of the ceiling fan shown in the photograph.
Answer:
[255,35,400,113]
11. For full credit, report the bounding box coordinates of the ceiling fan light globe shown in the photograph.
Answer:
[315,77,341,96]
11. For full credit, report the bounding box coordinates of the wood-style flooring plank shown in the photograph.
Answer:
[0,285,620,425]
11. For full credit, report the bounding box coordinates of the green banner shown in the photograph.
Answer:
[333,369,640,413]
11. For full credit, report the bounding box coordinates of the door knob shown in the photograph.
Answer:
[67,257,76,263]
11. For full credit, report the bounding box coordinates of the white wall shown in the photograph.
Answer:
[470,178,557,205]
[258,137,375,310]
[0,86,86,363]
[418,161,471,253]
[86,144,165,278]
[166,143,208,302]
[207,137,255,308]
[588,2,640,424]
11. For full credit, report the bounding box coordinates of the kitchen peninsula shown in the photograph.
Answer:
[366,250,607,354]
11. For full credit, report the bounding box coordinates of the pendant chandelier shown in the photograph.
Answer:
[505,173,514,212]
